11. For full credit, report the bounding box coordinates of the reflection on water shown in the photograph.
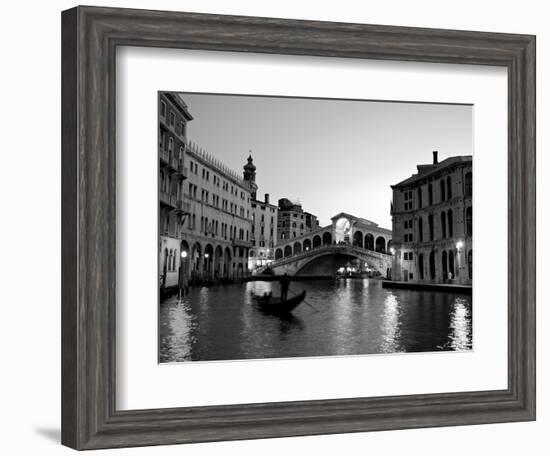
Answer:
[447,297,472,351]
[159,279,472,363]
[381,294,402,353]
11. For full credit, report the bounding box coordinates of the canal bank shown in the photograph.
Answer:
[382,280,472,295]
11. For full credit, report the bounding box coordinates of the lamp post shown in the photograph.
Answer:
[204,252,210,280]
[178,250,188,300]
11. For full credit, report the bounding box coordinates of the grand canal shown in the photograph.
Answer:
[159,279,472,363]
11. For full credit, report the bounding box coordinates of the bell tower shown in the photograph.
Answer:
[243,152,258,199]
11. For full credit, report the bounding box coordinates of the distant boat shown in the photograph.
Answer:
[252,290,306,315]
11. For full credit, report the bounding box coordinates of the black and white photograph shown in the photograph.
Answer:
[158,92,473,363]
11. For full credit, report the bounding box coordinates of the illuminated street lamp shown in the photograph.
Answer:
[204,253,210,279]
[178,249,189,300]
[456,240,464,250]
[389,247,396,255]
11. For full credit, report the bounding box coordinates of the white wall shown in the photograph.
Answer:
[0,1,546,455]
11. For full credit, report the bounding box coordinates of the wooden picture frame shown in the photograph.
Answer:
[61,6,536,450]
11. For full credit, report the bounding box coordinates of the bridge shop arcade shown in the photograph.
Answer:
[265,213,393,278]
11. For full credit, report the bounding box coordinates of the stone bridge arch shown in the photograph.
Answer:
[265,244,392,277]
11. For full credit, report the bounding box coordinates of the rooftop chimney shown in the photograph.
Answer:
[432,150,439,165]
[265,193,270,204]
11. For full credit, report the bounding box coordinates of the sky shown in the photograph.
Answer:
[178,93,472,229]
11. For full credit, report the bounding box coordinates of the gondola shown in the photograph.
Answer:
[252,290,306,314]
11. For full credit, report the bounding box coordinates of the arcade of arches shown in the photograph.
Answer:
[274,229,391,261]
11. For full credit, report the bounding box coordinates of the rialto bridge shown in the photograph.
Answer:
[257,213,393,277]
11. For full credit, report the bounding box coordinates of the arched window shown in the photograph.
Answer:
[441,250,448,280]
[322,232,332,245]
[417,187,422,208]
[275,248,283,260]
[168,137,174,153]
[447,209,453,238]
[284,245,292,257]
[468,250,473,279]
[448,250,455,277]
[465,172,472,197]
[428,214,434,241]
[466,207,472,236]
[440,212,447,238]
[163,248,168,273]
[293,242,302,255]
[249,249,255,257]
[353,231,363,247]
[428,183,433,206]
[446,176,452,199]
[418,217,423,242]
[364,234,374,250]
[429,251,436,280]
[440,179,446,202]
[375,236,386,253]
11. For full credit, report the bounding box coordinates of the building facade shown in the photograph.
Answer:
[249,193,278,270]
[159,93,253,295]
[390,151,472,285]
[159,93,192,290]
[241,155,279,271]
[277,198,319,242]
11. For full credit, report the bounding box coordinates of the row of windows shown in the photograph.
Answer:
[162,248,178,272]
[251,225,274,237]
[249,241,276,252]
[251,203,277,213]
[188,160,248,200]
[282,212,305,219]
[403,207,472,244]
[281,221,305,229]
[252,213,275,224]
[161,213,185,237]
[402,172,472,211]
[160,131,185,159]
[160,100,186,137]
[416,249,473,281]
[187,183,249,218]
[189,215,249,242]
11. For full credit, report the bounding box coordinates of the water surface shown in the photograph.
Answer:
[159,279,472,363]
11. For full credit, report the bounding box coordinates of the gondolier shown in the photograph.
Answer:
[279,273,291,302]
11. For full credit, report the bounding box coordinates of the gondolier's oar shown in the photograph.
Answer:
[288,287,320,312]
